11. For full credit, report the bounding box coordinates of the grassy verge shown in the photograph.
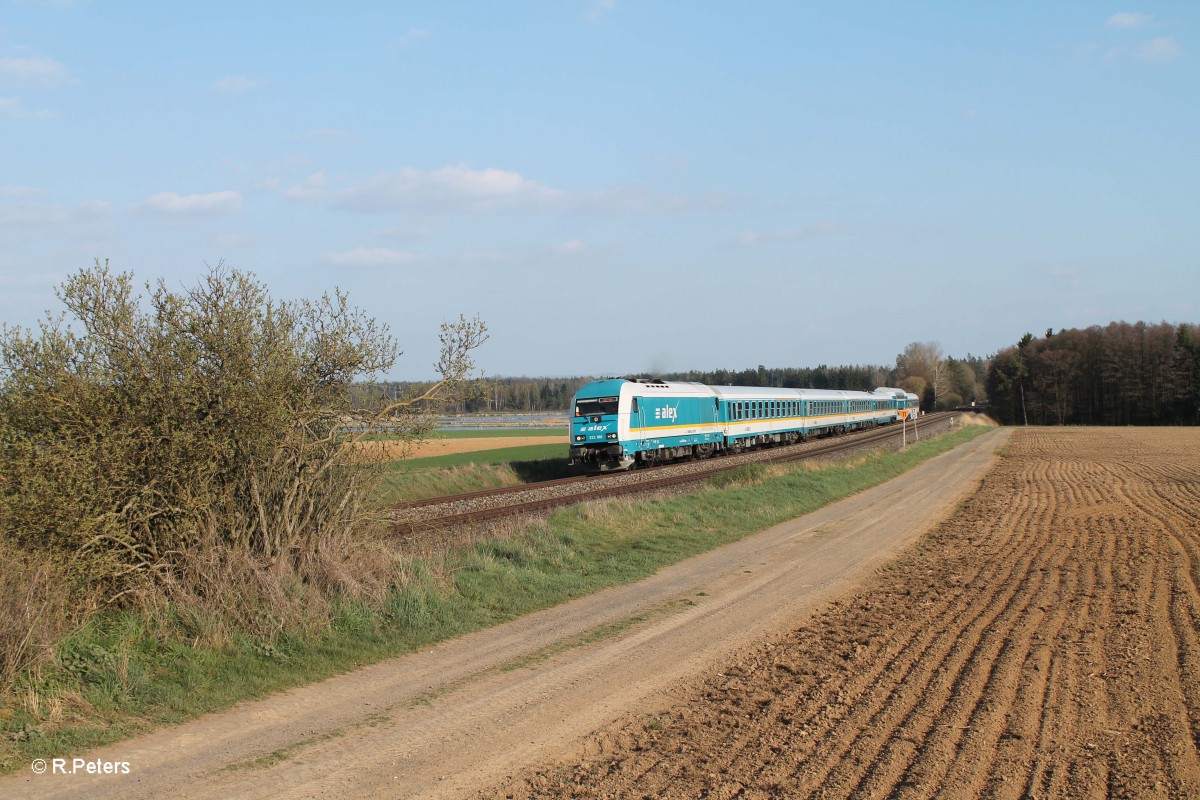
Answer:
[0,425,993,773]
[375,446,571,504]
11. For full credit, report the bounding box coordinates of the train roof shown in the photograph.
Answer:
[572,379,896,403]
[708,385,880,401]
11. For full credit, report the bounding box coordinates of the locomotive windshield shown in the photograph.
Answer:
[575,396,619,416]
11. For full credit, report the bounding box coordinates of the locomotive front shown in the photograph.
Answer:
[568,379,635,472]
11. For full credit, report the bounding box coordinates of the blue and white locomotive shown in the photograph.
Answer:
[569,378,920,472]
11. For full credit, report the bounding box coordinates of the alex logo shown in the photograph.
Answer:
[654,406,678,422]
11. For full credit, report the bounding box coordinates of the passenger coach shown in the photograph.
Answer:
[569,378,919,472]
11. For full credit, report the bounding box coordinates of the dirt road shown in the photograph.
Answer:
[3,427,1006,799]
[502,428,1200,799]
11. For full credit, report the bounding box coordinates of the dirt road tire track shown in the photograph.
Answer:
[501,428,1200,800]
[2,428,1007,799]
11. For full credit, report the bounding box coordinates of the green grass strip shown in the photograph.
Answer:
[0,425,994,773]
[384,443,567,471]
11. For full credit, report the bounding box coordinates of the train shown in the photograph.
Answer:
[569,378,920,472]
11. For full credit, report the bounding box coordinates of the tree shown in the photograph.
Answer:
[896,341,951,402]
[899,375,927,400]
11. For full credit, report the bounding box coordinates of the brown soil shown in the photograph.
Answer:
[500,427,1200,799]
[350,435,564,461]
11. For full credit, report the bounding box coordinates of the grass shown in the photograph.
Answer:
[0,424,994,774]
[364,426,571,503]
[387,443,568,470]
[374,446,573,504]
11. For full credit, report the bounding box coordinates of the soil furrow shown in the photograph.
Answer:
[500,429,1200,800]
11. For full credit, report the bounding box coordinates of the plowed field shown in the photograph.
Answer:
[502,428,1200,799]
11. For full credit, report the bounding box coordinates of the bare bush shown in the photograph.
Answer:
[0,261,486,655]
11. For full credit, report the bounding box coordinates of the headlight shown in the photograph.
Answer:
[574,435,585,442]
[607,433,618,440]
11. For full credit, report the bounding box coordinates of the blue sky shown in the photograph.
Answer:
[1,2,1196,379]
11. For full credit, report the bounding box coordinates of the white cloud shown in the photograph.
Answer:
[1106,35,1187,63]
[338,165,568,212]
[77,200,113,216]
[335,164,732,217]
[372,220,439,240]
[1139,36,1185,62]
[576,184,733,215]
[326,247,414,267]
[310,127,355,144]
[8,0,76,7]
[1105,12,1152,30]
[211,75,265,94]
[395,28,430,46]
[0,199,110,226]
[135,191,244,215]
[556,239,586,254]
[0,202,69,225]
[0,96,52,118]
[587,0,616,23]
[0,56,71,85]
[284,171,328,201]
[0,185,46,199]
[724,221,843,248]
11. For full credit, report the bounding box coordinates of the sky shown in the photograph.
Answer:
[1,2,1197,380]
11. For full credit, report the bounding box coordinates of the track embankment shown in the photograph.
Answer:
[501,427,1200,800]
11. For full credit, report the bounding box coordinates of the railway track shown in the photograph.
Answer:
[391,413,955,537]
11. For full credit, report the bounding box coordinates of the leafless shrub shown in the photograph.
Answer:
[0,261,487,687]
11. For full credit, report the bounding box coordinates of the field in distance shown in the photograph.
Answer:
[351,427,567,462]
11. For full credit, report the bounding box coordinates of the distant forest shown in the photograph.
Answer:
[363,349,990,415]
[987,322,1200,426]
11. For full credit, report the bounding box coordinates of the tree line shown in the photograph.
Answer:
[360,343,989,415]
[986,322,1200,426]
